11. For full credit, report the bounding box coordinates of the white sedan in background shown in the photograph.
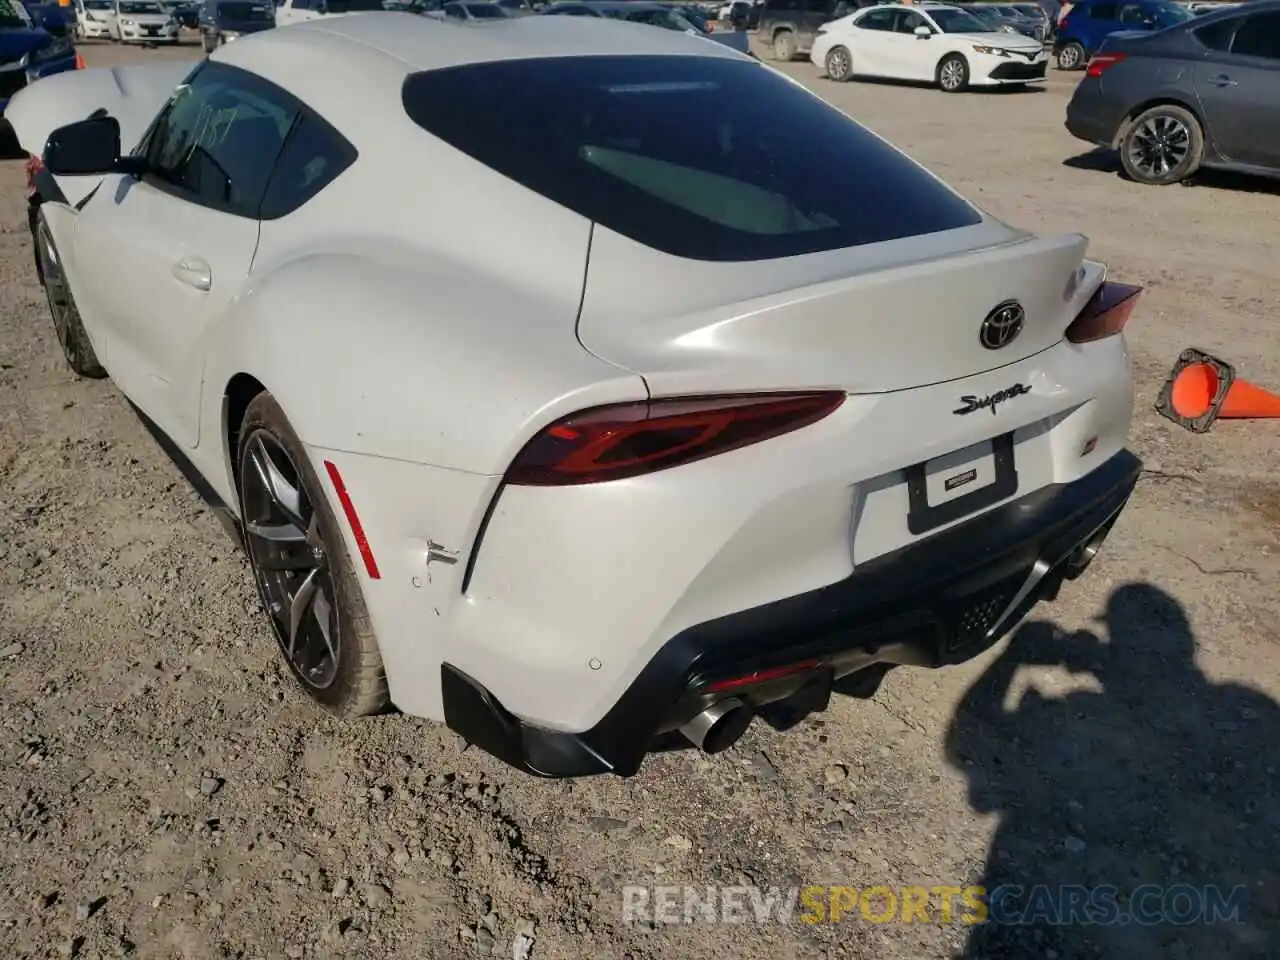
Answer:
[811,2,1048,91]
[12,14,1140,779]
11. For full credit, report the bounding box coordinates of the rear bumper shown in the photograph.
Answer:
[1065,77,1127,146]
[442,448,1143,778]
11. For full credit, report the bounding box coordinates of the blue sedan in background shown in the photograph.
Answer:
[0,0,81,117]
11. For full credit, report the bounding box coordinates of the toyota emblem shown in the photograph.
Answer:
[979,301,1025,350]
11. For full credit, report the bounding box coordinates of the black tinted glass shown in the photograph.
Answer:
[403,56,981,262]
[217,1,273,17]
[259,112,357,219]
[1088,2,1117,17]
[146,61,295,216]
[1193,14,1237,49]
[1232,11,1280,58]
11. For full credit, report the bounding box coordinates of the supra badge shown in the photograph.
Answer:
[953,383,1031,416]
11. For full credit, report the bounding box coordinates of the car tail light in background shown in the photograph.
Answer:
[504,392,846,486]
[1065,281,1143,343]
[1085,51,1126,77]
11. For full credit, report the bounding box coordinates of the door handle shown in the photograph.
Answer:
[172,256,212,291]
[1209,74,1237,86]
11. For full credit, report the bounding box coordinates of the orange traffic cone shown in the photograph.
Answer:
[1154,347,1280,433]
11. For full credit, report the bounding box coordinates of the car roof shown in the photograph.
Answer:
[210,11,741,139]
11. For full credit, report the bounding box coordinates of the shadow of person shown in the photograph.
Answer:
[946,582,1280,959]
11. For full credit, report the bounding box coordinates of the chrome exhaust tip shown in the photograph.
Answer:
[679,698,754,754]
[1064,524,1111,580]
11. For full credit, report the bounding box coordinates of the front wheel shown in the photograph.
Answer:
[1056,40,1084,70]
[771,29,795,61]
[1119,104,1203,186]
[236,392,389,717]
[824,45,853,82]
[937,54,968,93]
[34,214,106,379]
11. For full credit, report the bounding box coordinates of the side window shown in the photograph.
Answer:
[1088,2,1117,18]
[854,8,893,29]
[764,0,799,12]
[1231,12,1280,58]
[258,113,357,219]
[144,62,297,217]
[444,3,463,14]
[1193,15,1238,51]
[1116,3,1146,24]
[894,10,924,32]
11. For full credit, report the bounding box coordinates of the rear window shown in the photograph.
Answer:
[401,56,982,262]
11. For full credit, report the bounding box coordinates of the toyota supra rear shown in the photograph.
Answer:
[13,14,1142,778]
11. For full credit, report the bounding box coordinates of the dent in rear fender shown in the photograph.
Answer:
[197,253,650,475]
[304,444,502,722]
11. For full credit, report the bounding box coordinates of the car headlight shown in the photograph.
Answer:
[121,17,135,24]
[972,44,1011,55]
[222,29,239,38]
[1000,23,1016,31]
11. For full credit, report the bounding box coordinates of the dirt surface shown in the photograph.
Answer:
[2,36,1279,960]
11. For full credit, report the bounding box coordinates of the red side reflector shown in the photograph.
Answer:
[1065,281,1143,344]
[1085,52,1126,77]
[24,154,42,196]
[505,392,846,486]
[74,52,85,69]
[323,460,381,580]
[706,660,822,693]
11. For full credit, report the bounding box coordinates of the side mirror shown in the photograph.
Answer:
[43,116,125,176]
[914,23,931,35]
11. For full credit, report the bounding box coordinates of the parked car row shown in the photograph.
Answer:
[755,0,1057,61]
[810,1,1048,90]
[1066,0,1280,185]
[0,0,82,117]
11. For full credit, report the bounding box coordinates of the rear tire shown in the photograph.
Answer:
[937,53,968,92]
[1118,103,1203,186]
[824,44,853,81]
[236,393,390,717]
[771,28,795,61]
[1056,40,1084,70]
[34,213,106,379]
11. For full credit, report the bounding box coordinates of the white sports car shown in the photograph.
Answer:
[810,2,1049,91]
[12,13,1142,778]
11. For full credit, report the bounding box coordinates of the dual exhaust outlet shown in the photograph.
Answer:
[679,697,754,755]
[677,524,1116,757]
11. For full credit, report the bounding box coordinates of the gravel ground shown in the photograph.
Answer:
[1,36,1278,960]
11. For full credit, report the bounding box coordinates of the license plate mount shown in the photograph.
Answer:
[905,433,1019,536]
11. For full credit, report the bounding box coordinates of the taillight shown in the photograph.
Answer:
[1085,51,1126,76]
[504,392,846,486]
[1065,280,1142,344]
[75,53,85,69]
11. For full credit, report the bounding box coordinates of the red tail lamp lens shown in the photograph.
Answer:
[505,392,846,486]
[1085,52,1126,77]
[1065,280,1142,344]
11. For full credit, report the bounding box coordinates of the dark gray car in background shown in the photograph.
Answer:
[1065,0,1280,185]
